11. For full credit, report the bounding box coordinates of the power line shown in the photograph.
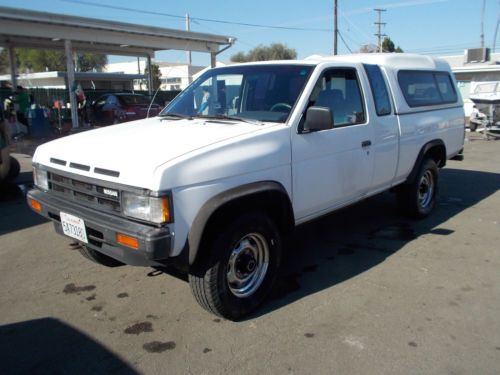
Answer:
[337,30,353,53]
[339,11,376,47]
[341,31,363,52]
[409,41,483,52]
[57,0,494,57]
[61,0,333,32]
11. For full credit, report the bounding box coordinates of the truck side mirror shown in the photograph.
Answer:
[303,106,334,132]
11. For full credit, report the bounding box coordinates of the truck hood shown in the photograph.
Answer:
[34,117,271,189]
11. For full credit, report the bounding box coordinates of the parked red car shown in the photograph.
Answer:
[91,93,162,126]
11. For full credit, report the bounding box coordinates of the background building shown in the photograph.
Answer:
[105,60,205,91]
[441,50,500,117]
[0,71,143,90]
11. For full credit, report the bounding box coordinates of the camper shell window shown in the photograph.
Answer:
[398,70,458,107]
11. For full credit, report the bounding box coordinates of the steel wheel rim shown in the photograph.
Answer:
[226,233,269,298]
[418,170,434,209]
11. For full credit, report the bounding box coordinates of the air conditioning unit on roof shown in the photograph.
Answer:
[465,48,490,63]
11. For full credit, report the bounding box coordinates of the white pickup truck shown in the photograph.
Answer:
[28,54,465,319]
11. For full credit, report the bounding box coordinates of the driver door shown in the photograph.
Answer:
[291,65,375,222]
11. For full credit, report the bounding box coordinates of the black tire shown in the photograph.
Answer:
[78,245,123,267]
[5,156,20,182]
[469,122,478,132]
[397,158,439,219]
[189,211,281,320]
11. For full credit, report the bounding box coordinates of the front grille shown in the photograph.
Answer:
[48,172,121,213]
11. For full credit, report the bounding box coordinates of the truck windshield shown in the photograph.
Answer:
[160,64,313,123]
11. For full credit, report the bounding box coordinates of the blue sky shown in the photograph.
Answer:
[1,0,498,66]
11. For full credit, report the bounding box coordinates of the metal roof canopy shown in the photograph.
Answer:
[0,6,234,57]
[0,6,235,128]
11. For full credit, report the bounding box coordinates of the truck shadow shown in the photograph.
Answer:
[143,166,498,320]
[0,318,138,374]
[248,166,500,320]
[0,174,49,236]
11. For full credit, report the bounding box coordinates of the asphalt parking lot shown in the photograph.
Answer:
[0,135,499,374]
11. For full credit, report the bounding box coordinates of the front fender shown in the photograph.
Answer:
[187,181,292,265]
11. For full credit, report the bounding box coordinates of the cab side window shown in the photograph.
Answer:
[363,64,391,116]
[309,68,366,127]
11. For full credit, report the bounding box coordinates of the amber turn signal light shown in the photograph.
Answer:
[30,199,42,213]
[116,233,139,250]
[161,197,171,223]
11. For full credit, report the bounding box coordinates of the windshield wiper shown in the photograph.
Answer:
[194,114,264,126]
[159,112,193,120]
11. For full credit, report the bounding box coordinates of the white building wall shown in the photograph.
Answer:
[105,61,204,91]
[440,53,500,117]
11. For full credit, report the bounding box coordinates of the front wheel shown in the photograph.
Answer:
[189,212,281,320]
[397,158,439,218]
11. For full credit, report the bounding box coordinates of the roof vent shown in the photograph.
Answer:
[465,48,490,63]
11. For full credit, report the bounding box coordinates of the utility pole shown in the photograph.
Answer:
[137,56,142,90]
[481,0,486,48]
[333,0,338,55]
[374,8,387,53]
[493,3,500,53]
[185,14,192,65]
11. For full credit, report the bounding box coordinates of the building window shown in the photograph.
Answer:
[166,77,181,84]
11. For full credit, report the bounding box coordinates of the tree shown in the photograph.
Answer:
[0,48,107,74]
[0,48,8,74]
[75,53,107,72]
[144,63,162,91]
[231,43,297,62]
[382,37,403,53]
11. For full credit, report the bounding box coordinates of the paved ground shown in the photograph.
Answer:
[0,135,499,374]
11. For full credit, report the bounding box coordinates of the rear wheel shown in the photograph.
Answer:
[78,245,123,267]
[397,158,438,218]
[189,211,281,320]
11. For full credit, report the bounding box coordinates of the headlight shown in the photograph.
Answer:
[33,168,49,191]
[122,192,171,224]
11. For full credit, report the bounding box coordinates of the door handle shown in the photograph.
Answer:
[361,140,372,147]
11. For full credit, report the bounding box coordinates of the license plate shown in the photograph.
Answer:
[60,212,88,243]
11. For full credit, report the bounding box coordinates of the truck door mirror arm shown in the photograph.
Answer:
[302,106,334,133]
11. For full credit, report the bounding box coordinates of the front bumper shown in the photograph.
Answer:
[27,188,172,266]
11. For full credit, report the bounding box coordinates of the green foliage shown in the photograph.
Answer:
[76,53,107,72]
[17,49,65,71]
[0,48,8,74]
[231,43,297,62]
[382,37,404,53]
[0,48,107,74]
[144,63,162,91]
